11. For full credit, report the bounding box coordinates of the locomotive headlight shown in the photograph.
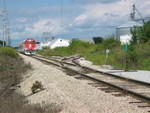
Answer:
[29,44,32,48]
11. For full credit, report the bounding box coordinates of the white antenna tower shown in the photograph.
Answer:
[2,0,11,46]
[42,32,51,42]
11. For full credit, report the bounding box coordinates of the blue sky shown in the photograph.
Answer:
[0,0,150,46]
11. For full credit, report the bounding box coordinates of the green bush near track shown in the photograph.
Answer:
[37,35,150,71]
[0,47,19,58]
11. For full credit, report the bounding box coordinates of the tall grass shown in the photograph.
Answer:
[0,47,19,58]
[37,39,150,70]
[37,39,96,56]
[135,41,150,70]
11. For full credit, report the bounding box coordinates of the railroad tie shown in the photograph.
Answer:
[111,93,126,97]
[129,101,145,104]
[138,105,150,108]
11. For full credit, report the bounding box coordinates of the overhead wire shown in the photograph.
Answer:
[60,0,64,37]
[61,0,63,27]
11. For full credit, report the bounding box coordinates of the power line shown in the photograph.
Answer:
[60,0,64,37]
[61,0,63,27]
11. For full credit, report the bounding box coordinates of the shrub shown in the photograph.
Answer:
[102,36,120,49]
[31,81,44,94]
[67,39,94,54]
[131,20,150,44]
[0,47,19,58]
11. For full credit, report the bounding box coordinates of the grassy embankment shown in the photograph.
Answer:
[0,47,61,113]
[37,37,150,71]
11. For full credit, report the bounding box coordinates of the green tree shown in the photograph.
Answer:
[0,40,6,47]
[131,20,150,44]
[92,37,103,44]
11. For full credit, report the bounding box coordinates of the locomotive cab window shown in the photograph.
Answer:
[24,41,36,44]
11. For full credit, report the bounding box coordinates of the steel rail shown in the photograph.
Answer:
[63,66,150,103]
[32,55,150,104]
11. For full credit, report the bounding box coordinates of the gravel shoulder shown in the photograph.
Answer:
[18,54,149,113]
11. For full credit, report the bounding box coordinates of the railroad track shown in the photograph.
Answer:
[31,54,150,108]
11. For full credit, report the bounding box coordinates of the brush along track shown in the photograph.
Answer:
[32,55,150,104]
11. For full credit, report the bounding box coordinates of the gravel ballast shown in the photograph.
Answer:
[18,54,149,113]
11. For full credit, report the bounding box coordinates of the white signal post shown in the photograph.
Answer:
[105,49,110,64]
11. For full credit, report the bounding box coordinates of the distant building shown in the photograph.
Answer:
[49,38,70,49]
[39,38,70,49]
[116,21,142,40]
[120,34,132,45]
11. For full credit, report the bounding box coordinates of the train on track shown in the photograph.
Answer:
[18,38,36,55]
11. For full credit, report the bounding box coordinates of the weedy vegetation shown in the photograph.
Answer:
[37,20,150,71]
[0,47,62,113]
[31,80,44,94]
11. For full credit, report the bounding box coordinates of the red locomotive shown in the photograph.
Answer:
[18,38,36,55]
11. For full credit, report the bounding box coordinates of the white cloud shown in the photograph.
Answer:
[16,17,27,23]
[9,0,150,46]
[72,0,120,4]
[134,0,150,17]
[11,32,22,40]
[73,1,131,27]
[74,14,87,25]
[71,0,150,29]
[30,18,63,34]
[11,18,65,40]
